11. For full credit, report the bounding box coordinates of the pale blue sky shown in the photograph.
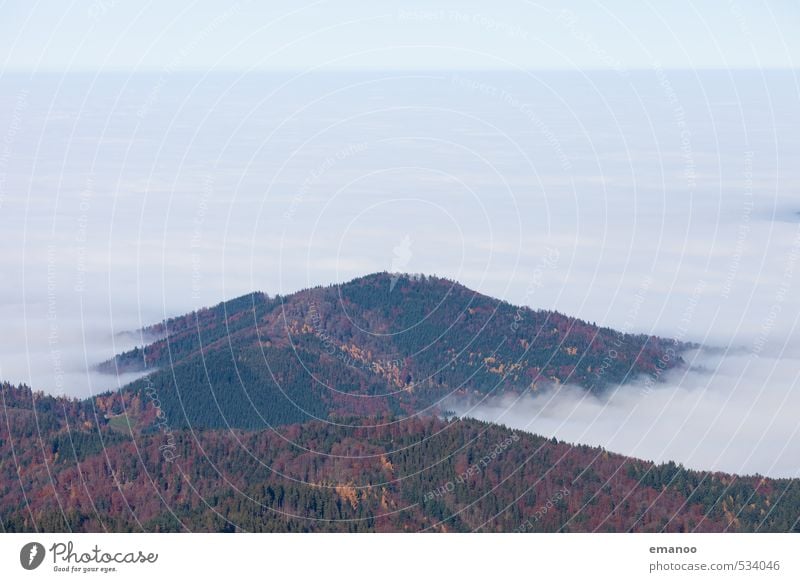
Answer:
[1,0,798,71]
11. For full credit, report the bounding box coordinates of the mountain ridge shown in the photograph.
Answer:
[96,272,689,431]
[0,276,792,534]
[2,381,798,533]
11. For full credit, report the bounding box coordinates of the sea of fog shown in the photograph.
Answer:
[0,70,798,476]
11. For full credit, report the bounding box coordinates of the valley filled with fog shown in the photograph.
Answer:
[1,70,798,476]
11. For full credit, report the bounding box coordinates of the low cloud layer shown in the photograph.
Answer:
[452,348,800,478]
[1,70,798,484]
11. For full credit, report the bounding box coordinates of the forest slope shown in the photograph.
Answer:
[100,273,687,430]
[2,383,796,533]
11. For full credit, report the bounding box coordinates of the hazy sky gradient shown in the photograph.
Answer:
[1,1,798,72]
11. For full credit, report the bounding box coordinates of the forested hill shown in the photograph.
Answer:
[2,382,799,533]
[99,273,688,430]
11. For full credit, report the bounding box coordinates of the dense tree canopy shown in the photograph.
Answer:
[2,382,797,533]
[100,273,688,430]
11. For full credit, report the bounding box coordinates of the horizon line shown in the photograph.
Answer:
[2,66,799,75]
